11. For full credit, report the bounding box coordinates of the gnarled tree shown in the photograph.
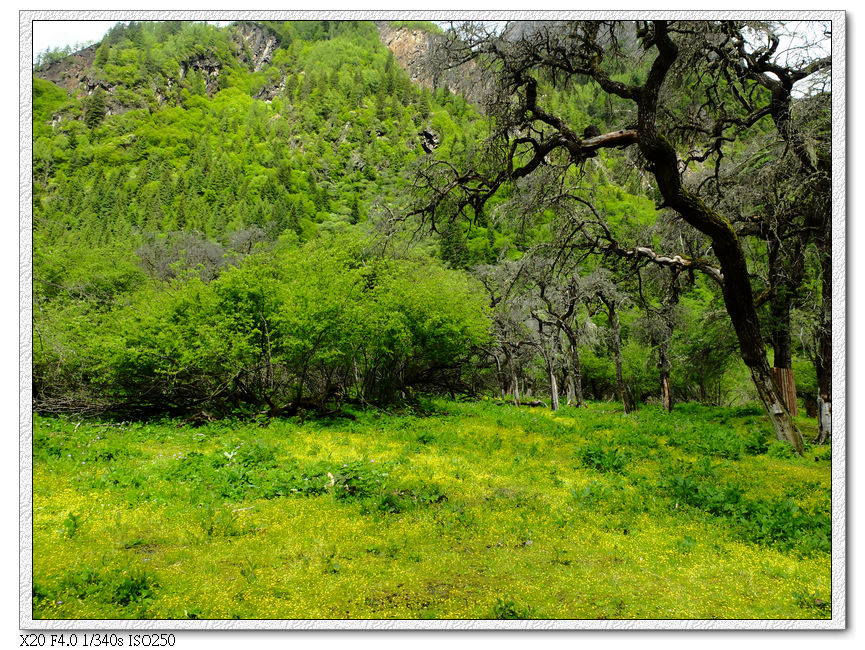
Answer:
[410,20,831,454]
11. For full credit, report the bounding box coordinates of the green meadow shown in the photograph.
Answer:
[32,401,831,620]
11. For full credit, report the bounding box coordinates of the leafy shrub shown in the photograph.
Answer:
[111,567,158,606]
[61,512,82,538]
[663,422,743,459]
[577,441,628,473]
[659,466,830,555]
[328,460,390,501]
[491,597,538,619]
[767,441,797,459]
[53,564,158,609]
[743,430,771,455]
[367,482,447,514]
[793,589,831,613]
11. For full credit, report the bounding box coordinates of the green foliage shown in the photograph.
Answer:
[35,233,490,415]
[61,512,82,538]
[659,462,830,556]
[492,597,538,619]
[84,88,107,129]
[576,440,628,473]
[388,21,444,35]
[33,402,830,619]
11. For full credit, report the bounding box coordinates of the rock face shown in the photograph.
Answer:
[179,56,224,95]
[232,21,279,72]
[419,129,440,153]
[375,22,489,108]
[33,21,287,113]
[37,44,99,92]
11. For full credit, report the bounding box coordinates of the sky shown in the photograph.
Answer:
[33,20,123,54]
[32,20,233,56]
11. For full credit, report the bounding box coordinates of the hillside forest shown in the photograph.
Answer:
[30,19,835,621]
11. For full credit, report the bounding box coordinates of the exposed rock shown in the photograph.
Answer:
[419,129,440,153]
[36,44,99,92]
[375,22,489,109]
[232,22,280,72]
[180,57,223,95]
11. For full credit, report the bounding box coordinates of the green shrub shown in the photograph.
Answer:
[492,597,538,619]
[577,441,628,473]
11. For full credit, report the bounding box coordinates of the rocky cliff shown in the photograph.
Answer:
[375,22,489,108]
[34,22,285,112]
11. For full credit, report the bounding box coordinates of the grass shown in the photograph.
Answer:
[31,400,832,620]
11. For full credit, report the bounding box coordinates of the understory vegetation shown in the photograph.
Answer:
[33,401,830,620]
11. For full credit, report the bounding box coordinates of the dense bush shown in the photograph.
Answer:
[34,234,490,416]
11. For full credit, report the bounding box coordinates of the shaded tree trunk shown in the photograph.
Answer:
[636,22,802,451]
[541,343,560,412]
[659,342,672,412]
[561,326,585,407]
[815,230,832,444]
[507,351,521,406]
[599,295,631,414]
[658,268,679,413]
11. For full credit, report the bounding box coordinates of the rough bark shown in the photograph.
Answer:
[600,294,631,414]
[547,361,560,412]
[507,350,521,406]
[636,21,802,450]
[658,268,679,413]
[815,230,832,443]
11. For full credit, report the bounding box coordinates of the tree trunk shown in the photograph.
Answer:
[601,296,631,414]
[635,22,802,450]
[767,237,795,370]
[563,325,585,408]
[660,366,672,412]
[507,353,521,406]
[815,231,832,444]
[658,270,678,413]
[771,367,798,417]
[543,350,560,412]
[749,361,805,455]
[564,361,576,406]
[549,368,560,411]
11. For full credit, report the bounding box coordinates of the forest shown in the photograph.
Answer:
[30,19,834,622]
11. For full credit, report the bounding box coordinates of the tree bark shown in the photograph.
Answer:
[658,268,678,412]
[541,342,560,411]
[600,295,631,414]
[659,350,672,412]
[507,352,521,406]
[767,238,794,370]
[635,21,802,451]
[815,230,832,444]
[561,325,585,407]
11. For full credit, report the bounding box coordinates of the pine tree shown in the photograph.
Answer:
[84,88,106,129]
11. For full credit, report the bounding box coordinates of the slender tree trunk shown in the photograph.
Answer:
[600,296,631,414]
[658,269,678,412]
[548,365,560,411]
[564,360,576,406]
[815,231,832,444]
[507,352,521,406]
[562,327,585,407]
[659,349,672,412]
[488,349,506,399]
[542,345,560,411]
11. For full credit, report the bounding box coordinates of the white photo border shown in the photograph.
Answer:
[19,8,847,631]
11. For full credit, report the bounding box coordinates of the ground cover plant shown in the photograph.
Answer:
[32,400,830,620]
